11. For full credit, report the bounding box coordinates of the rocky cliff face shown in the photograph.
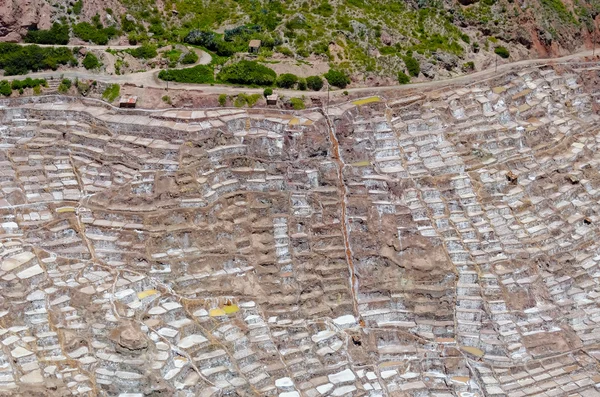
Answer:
[0,0,52,42]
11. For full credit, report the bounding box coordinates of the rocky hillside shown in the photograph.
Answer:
[0,0,598,82]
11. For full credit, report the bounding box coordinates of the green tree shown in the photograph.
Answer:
[82,53,101,70]
[0,81,12,96]
[403,56,420,77]
[494,46,510,58]
[306,76,324,91]
[297,78,307,90]
[324,69,350,88]
[217,61,276,86]
[276,73,299,88]
[263,87,273,97]
[397,71,410,84]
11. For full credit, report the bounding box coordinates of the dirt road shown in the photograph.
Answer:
[2,48,598,99]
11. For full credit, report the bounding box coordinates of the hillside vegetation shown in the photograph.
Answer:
[8,0,600,83]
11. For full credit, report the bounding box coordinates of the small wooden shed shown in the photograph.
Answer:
[249,39,261,53]
[266,94,278,105]
[119,95,138,109]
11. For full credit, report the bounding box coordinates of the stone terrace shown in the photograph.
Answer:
[0,62,599,396]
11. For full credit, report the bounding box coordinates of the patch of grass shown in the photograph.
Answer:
[102,83,120,102]
[353,96,380,105]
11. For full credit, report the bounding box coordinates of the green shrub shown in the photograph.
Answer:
[73,0,83,14]
[218,94,227,106]
[0,80,11,96]
[324,69,350,88]
[121,15,138,33]
[58,78,72,93]
[82,53,101,70]
[128,44,158,59]
[181,51,199,64]
[290,97,305,110]
[73,22,118,45]
[102,83,120,102]
[494,46,510,58]
[276,46,294,57]
[306,75,324,91]
[462,61,475,71]
[263,87,273,97]
[235,93,262,107]
[397,71,410,84]
[158,65,215,84]
[127,33,138,45]
[0,43,76,75]
[276,73,299,88]
[10,78,47,90]
[403,56,420,77]
[24,23,69,45]
[162,95,172,104]
[297,78,307,90]
[217,60,276,86]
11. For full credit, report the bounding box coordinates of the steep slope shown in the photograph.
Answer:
[0,0,598,82]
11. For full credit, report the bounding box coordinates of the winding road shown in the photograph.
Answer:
[3,45,599,99]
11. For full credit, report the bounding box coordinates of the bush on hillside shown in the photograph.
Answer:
[128,44,158,59]
[290,97,305,110]
[218,94,227,106]
[494,46,510,58]
[217,60,276,86]
[24,23,69,45]
[102,84,120,102]
[276,73,298,88]
[397,71,410,84]
[324,69,350,88]
[82,53,101,70]
[158,65,215,84]
[0,43,75,75]
[73,22,118,45]
[403,56,420,77]
[0,81,11,96]
[10,78,47,90]
[181,51,199,64]
[306,75,324,91]
[297,78,307,90]
[263,87,273,97]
